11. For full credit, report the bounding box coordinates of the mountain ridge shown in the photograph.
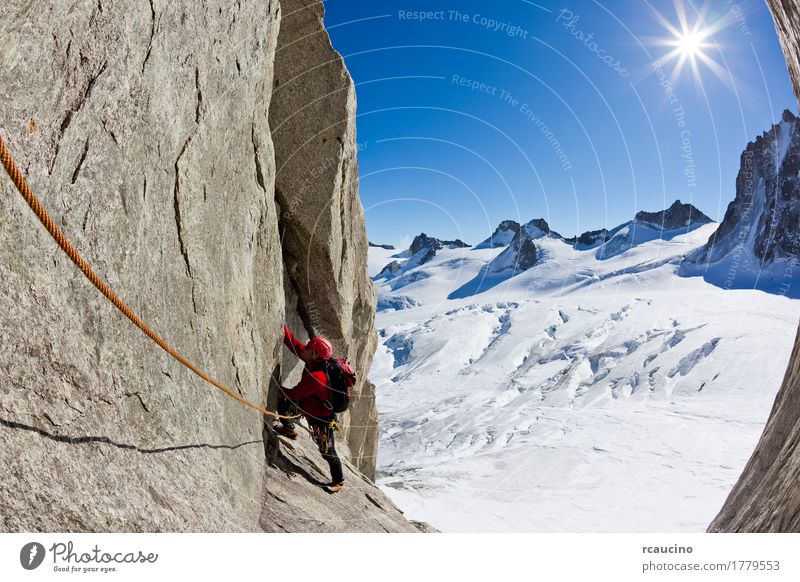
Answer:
[402,200,714,257]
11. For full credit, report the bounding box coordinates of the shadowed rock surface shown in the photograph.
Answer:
[486,220,544,274]
[688,113,800,267]
[410,233,469,253]
[527,218,562,238]
[563,228,611,248]
[707,0,800,533]
[0,0,420,532]
[403,233,470,266]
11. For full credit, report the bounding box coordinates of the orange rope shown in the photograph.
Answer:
[0,134,296,420]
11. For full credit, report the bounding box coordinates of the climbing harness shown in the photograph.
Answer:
[278,400,335,440]
[0,134,298,421]
[310,417,340,454]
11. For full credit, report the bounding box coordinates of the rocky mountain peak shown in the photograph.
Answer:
[474,220,521,249]
[408,232,469,265]
[497,219,521,232]
[564,228,611,248]
[687,110,800,267]
[635,200,712,230]
[409,233,439,255]
[519,217,565,240]
[527,218,551,234]
[410,233,469,254]
[486,223,541,273]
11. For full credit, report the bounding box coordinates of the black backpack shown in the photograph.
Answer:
[323,358,357,413]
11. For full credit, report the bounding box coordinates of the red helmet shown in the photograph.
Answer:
[307,337,333,360]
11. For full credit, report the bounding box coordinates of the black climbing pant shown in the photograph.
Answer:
[277,395,344,484]
[309,417,344,485]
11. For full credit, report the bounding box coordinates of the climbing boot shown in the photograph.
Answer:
[323,481,344,494]
[274,423,299,440]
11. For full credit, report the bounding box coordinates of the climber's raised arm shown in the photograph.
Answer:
[283,325,306,359]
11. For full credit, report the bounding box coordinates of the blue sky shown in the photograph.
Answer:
[323,0,797,248]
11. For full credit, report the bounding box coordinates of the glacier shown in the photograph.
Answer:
[368,223,800,532]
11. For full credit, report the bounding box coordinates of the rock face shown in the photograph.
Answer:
[406,232,469,266]
[409,233,469,254]
[260,428,430,532]
[563,228,610,248]
[527,218,561,238]
[708,2,800,533]
[268,0,379,479]
[0,0,413,532]
[688,112,800,267]
[409,233,440,255]
[635,200,712,231]
[474,219,520,249]
[510,237,539,271]
[768,0,800,110]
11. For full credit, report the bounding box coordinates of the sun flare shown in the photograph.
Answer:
[651,2,732,86]
[677,29,704,58]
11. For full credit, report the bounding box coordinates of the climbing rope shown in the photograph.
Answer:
[0,134,297,421]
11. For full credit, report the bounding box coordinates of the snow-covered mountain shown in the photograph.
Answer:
[557,201,711,255]
[373,233,471,280]
[368,177,800,531]
[486,219,552,273]
[474,220,520,249]
[635,200,713,230]
[681,110,800,294]
[597,201,712,260]
[409,232,470,262]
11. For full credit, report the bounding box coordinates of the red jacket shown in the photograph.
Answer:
[282,327,332,420]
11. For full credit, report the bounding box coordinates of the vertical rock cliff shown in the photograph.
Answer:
[707,0,800,532]
[768,0,800,111]
[687,111,800,267]
[0,0,409,532]
[268,0,379,479]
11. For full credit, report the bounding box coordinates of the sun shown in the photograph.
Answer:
[650,2,731,86]
[677,29,704,58]
[668,23,712,64]
[661,21,715,80]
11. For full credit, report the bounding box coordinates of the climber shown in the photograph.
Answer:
[275,326,345,494]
